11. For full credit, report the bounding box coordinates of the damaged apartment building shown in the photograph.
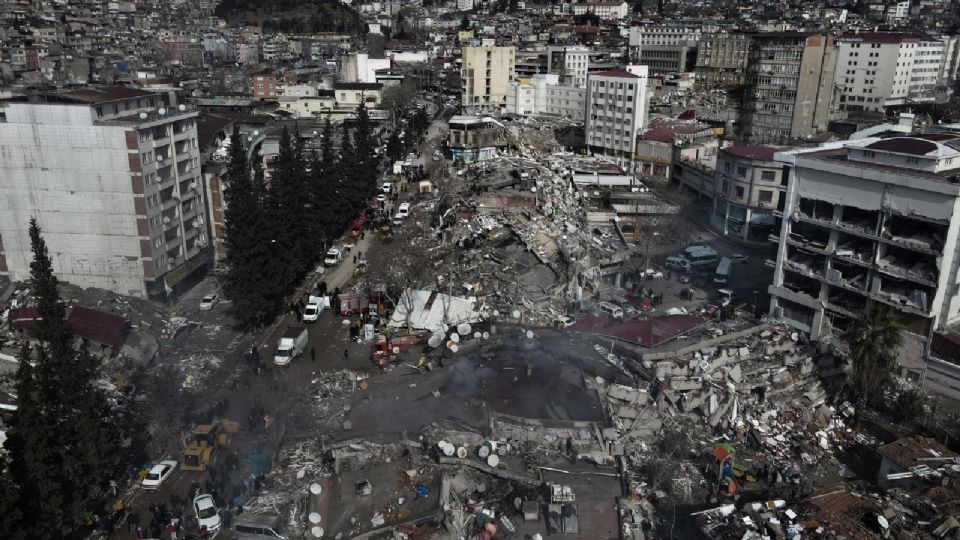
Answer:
[768,132,960,400]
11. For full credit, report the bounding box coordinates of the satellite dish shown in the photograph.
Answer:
[178,104,186,111]
[525,330,534,339]
[457,447,468,459]
[308,513,321,524]
[428,335,442,348]
[487,454,500,467]
[310,526,324,538]
[512,310,521,318]
[457,323,471,335]
[309,483,322,495]
[139,112,148,119]
[158,108,166,115]
[482,332,490,340]
[449,332,460,343]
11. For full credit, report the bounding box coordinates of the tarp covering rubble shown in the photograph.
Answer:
[388,289,481,333]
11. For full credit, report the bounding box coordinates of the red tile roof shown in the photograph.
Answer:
[67,306,127,348]
[803,488,876,540]
[866,137,938,156]
[60,85,156,104]
[878,437,957,471]
[641,119,712,143]
[590,69,640,79]
[722,145,779,161]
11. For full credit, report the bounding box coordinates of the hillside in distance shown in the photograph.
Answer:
[215,0,363,33]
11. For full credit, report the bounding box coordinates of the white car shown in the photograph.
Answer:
[397,202,411,217]
[194,494,222,533]
[303,302,323,322]
[376,193,386,202]
[142,460,177,490]
[382,182,393,193]
[731,253,750,264]
[644,269,664,279]
[199,294,219,311]
[324,248,343,267]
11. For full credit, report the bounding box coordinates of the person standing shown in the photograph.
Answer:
[310,347,316,362]
[343,349,349,362]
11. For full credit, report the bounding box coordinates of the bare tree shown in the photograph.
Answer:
[363,226,430,333]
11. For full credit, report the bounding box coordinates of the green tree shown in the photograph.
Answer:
[4,219,121,538]
[320,116,336,172]
[222,128,275,327]
[265,128,311,285]
[386,130,404,162]
[845,307,904,428]
[352,102,378,194]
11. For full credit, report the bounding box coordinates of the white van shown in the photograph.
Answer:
[685,247,719,271]
[397,202,411,217]
[234,514,286,539]
[599,302,624,319]
[713,257,732,285]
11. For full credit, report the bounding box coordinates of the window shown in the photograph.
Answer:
[722,179,729,193]
[724,161,731,173]
[761,170,775,181]
[906,157,920,164]
[153,236,163,248]
[735,186,745,199]
[863,150,875,158]
[759,190,773,203]
[141,151,153,165]
[736,166,748,178]
[149,215,162,229]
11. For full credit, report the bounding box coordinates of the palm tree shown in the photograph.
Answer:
[844,307,903,428]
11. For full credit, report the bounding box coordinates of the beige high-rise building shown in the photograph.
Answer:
[460,46,516,109]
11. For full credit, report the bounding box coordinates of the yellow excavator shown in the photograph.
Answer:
[181,418,239,472]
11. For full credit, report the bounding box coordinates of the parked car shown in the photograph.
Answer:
[381,182,393,193]
[142,460,177,490]
[199,294,219,311]
[730,253,750,264]
[644,269,664,279]
[397,202,411,217]
[194,494,222,532]
[376,193,386,202]
[554,316,576,329]
[324,248,343,267]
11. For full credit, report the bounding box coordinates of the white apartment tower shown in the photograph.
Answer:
[461,46,516,109]
[546,45,590,88]
[585,66,650,169]
[834,32,959,112]
[768,133,960,400]
[0,86,210,299]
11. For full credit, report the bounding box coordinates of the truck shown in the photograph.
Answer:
[274,326,308,366]
[182,418,240,472]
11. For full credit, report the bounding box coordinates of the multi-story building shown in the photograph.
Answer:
[695,32,751,88]
[739,32,837,144]
[709,146,783,243]
[886,0,911,25]
[339,52,391,84]
[461,46,516,109]
[505,74,586,121]
[628,24,701,60]
[768,134,960,399]
[834,33,960,112]
[635,44,697,76]
[585,66,650,169]
[448,115,506,163]
[571,1,629,20]
[251,68,282,98]
[546,45,589,88]
[0,86,210,299]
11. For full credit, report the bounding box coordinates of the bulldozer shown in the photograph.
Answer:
[181,418,239,472]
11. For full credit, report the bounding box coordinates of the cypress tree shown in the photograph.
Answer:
[386,130,404,162]
[4,220,121,538]
[320,116,336,172]
[222,127,274,327]
[352,102,378,194]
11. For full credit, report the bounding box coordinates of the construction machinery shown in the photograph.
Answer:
[181,418,239,472]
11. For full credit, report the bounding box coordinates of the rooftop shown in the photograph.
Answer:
[590,69,640,79]
[641,118,713,143]
[878,436,957,471]
[838,32,921,43]
[722,145,779,161]
[59,85,156,104]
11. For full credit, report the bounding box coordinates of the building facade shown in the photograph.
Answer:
[461,46,516,109]
[0,86,210,299]
[710,146,783,244]
[585,67,650,169]
[769,135,960,399]
[546,45,589,88]
[739,33,837,144]
[695,32,751,88]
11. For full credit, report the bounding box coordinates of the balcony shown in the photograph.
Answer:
[163,216,180,231]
